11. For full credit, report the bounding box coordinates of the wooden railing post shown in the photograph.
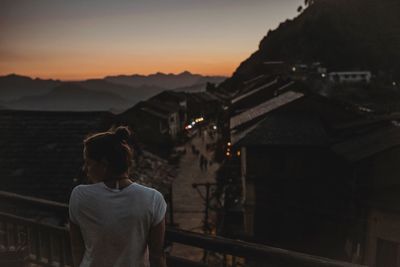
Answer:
[59,234,65,266]
[4,222,9,247]
[47,233,53,266]
[34,225,41,262]
[12,223,18,247]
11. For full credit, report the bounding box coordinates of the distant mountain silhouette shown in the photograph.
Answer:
[220,0,400,91]
[0,72,226,111]
[0,74,61,101]
[105,71,226,89]
[6,83,130,111]
[77,79,164,102]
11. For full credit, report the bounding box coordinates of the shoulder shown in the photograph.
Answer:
[132,183,164,201]
[71,184,92,194]
[70,183,102,199]
[133,183,158,195]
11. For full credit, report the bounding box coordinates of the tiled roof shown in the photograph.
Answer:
[0,110,114,203]
[144,100,180,113]
[237,113,329,147]
[185,92,219,103]
[230,79,296,116]
[150,90,186,102]
[232,78,278,104]
[230,93,367,147]
[230,91,304,130]
[331,124,400,162]
[141,107,169,120]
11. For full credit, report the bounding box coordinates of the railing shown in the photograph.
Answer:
[0,191,366,267]
[0,211,71,267]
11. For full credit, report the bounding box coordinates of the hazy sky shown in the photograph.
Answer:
[1,0,302,80]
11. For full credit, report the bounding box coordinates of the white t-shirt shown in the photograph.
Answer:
[69,182,167,267]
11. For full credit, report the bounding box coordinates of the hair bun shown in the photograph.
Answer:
[114,126,131,142]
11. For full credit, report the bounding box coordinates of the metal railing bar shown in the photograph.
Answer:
[166,228,366,267]
[0,212,67,234]
[0,192,367,267]
[0,191,68,210]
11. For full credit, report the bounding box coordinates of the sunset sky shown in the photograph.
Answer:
[1,0,302,80]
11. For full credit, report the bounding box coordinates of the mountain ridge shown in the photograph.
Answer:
[219,0,400,92]
[0,72,226,111]
[7,83,130,112]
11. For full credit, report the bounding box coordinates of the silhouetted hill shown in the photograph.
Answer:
[77,79,164,103]
[220,0,400,91]
[0,73,226,110]
[173,83,209,93]
[105,71,226,89]
[6,83,130,111]
[0,74,61,101]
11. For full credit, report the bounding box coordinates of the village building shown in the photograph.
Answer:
[232,99,360,260]
[328,71,372,84]
[184,91,221,123]
[221,89,400,265]
[118,100,181,156]
[331,118,400,266]
[149,91,188,131]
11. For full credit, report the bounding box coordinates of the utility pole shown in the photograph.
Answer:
[192,182,218,262]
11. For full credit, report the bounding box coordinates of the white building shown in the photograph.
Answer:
[328,71,372,83]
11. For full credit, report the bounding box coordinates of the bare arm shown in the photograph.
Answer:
[69,220,85,267]
[149,216,167,267]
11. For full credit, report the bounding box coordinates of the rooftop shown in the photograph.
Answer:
[0,109,114,202]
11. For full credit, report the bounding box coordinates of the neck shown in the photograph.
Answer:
[103,175,133,190]
[108,174,129,181]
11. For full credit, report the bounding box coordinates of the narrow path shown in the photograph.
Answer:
[170,129,219,261]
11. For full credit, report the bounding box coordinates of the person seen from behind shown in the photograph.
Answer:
[69,126,167,267]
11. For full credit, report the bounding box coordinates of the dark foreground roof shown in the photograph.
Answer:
[0,110,114,202]
[237,113,329,147]
[332,123,400,162]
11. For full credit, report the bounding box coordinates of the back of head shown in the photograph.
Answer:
[84,126,133,178]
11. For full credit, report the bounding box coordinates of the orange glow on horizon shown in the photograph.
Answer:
[1,0,304,81]
[0,59,241,81]
[0,47,250,80]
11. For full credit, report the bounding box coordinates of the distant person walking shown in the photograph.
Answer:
[199,155,205,171]
[69,126,167,267]
[191,144,196,155]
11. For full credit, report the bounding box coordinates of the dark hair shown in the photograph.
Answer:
[84,126,133,178]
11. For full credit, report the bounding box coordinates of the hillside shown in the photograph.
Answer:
[77,79,164,103]
[6,83,130,111]
[0,73,226,110]
[0,74,61,101]
[220,0,400,91]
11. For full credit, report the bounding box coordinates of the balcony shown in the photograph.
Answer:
[0,191,365,267]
